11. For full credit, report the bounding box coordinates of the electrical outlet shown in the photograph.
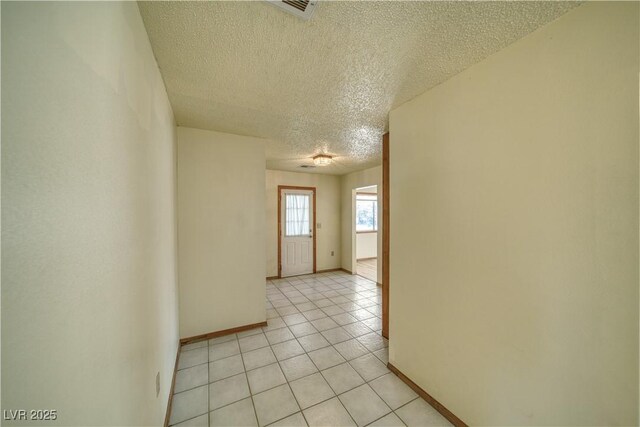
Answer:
[331,251,334,256]
[156,372,160,397]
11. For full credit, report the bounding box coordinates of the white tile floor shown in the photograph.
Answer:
[169,271,452,427]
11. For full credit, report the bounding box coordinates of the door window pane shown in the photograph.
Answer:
[285,194,310,236]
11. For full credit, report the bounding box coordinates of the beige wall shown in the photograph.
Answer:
[266,170,341,277]
[356,232,377,260]
[389,3,639,426]
[341,166,382,278]
[1,2,179,425]
[178,127,266,338]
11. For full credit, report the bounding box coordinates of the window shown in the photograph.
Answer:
[356,193,377,232]
[285,194,310,236]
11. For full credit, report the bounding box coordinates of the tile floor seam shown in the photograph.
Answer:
[207,340,211,427]
[172,375,209,395]
[296,392,313,427]
[184,384,256,419]
[382,396,422,426]
[336,389,374,427]
[364,409,406,427]
[392,396,421,412]
[237,340,261,427]
[386,396,422,425]
[261,408,298,426]
[170,411,206,427]
[244,356,383,405]
[174,334,382,393]
[171,272,386,426]
[178,346,207,356]
[353,381,394,424]
[282,382,304,424]
[207,331,380,376]
[269,275,382,425]
[272,328,385,425]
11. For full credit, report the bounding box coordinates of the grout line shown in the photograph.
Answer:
[268,274,384,425]
[263,330,381,417]
[168,412,207,427]
[360,372,394,424]
[281,381,303,424]
[173,321,384,395]
[169,272,383,425]
[207,334,211,427]
[178,355,399,427]
[245,330,386,420]
[364,409,405,427]
[237,337,261,427]
[395,397,422,411]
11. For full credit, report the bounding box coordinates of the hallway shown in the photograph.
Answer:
[3,2,637,426]
[169,271,450,426]
[356,258,378,283]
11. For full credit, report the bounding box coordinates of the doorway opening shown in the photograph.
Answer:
[354,185,378,283]
[278,186,317,278]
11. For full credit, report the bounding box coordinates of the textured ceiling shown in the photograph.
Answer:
[138,1,578,175]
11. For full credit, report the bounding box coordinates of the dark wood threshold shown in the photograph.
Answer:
[163,344,181,427]
[266,275,279,280]
[387,363,468,427]
[180,321,268,346]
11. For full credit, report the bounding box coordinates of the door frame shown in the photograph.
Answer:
[382,132,390,339]
[277,185,317,278]
[353,188,379,281]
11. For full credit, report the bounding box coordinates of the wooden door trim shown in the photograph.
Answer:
[278,185,317,278]
[382,133,390,339]
[388,363,468,427]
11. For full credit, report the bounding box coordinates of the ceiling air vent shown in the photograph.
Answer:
[265,0,318,20]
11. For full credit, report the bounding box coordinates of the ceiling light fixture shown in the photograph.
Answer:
[313,154,332,166]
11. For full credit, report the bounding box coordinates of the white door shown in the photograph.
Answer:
[281,189,314,277]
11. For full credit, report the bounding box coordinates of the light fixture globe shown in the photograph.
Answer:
[313,154,332,166]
